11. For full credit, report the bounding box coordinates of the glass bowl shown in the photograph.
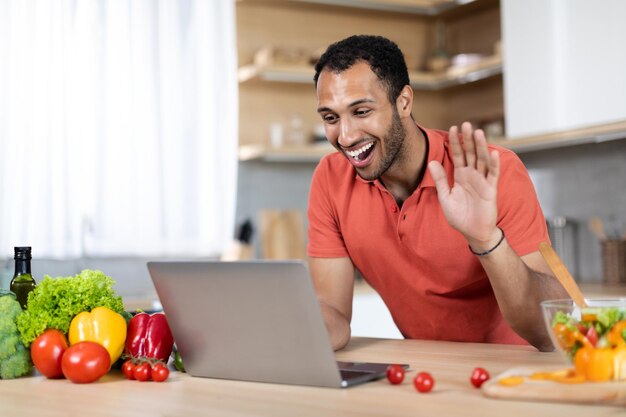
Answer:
[541,298,626,364]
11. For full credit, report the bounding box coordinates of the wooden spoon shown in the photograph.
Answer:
[539,241,588,308]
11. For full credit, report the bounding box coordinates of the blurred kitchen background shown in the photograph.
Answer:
[235,0,626,286]
[1,0,625,337]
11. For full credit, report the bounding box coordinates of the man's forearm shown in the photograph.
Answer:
[320,302,351,351]
[476,240,568,351]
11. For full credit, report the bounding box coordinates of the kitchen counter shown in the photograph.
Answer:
[2,337,622,416]
[354,279,626,297]
[579,282,626,298]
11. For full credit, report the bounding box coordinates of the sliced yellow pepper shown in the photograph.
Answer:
[607,321,626,348]
[69,306,127,363]
[552,323,592,350]
[581,312,597,322]
[613,347,626,380]
[498,376,525,387]
[530,368,585,384]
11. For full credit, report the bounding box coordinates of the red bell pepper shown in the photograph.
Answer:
[124,312,174,362]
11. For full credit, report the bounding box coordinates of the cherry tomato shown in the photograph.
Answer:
[122,360,136,380]
[470,367,490,388]
[386,364,405,385]
[152,363,170,382]
[134,362,152,382]
[31,329,69,379]
[413,372,434,393]
[61,341,111,383]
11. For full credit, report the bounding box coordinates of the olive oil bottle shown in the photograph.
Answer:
[10,246,36,309]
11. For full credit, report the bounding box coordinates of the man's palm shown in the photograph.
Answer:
[427,123,500,244]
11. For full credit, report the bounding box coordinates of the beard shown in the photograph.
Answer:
[356,109,406,181]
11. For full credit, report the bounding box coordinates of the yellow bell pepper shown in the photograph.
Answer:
[574,346,614,382]
[69,306,127,363]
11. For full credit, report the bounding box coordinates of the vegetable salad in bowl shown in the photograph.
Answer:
[542,298,626,382]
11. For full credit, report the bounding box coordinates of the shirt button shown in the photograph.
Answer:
[391,205,398,213]
[403,214,407,220]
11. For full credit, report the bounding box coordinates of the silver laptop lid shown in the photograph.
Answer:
[148,260,344,388]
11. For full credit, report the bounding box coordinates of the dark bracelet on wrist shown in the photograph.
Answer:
[468,227,505,256]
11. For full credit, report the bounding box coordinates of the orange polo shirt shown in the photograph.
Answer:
[307,126,549,344]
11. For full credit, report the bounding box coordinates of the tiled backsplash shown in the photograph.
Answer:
[521,139,626,282]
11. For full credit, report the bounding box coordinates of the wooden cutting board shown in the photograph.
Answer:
[482,367,626,406]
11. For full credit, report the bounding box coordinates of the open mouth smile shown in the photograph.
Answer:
[344,142,375,167]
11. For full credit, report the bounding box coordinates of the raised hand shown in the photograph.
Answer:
[427,122,501,249]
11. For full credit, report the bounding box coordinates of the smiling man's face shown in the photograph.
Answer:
[316,61,407,181]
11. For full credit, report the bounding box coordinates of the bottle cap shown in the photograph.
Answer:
[14,246,32,260]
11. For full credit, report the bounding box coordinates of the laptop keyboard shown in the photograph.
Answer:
[340,369,376,379]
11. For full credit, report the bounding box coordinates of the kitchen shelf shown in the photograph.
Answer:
[239,143,336,163]
[490,119,626,153]
[238,55,502,91]
[289,0,478,16]
[239,120,626,162]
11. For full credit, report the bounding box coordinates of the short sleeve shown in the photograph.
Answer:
[495,149,550,256]
[306,157,350,258]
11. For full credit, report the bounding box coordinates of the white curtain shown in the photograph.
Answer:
[0,0,238,258]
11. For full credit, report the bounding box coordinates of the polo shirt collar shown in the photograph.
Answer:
[419,125,446,189]
[355,123,447,190]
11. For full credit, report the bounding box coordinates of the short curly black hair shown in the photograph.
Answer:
[314,35,410,104]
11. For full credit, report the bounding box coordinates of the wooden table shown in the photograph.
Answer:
[2,337,622,416]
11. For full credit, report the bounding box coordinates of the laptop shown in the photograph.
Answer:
[147,260,406,388]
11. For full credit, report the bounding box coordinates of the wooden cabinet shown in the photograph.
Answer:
[236,0,503,160]
[237,0,626,162]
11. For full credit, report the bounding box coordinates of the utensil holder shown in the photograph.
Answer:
[601,239,626,284]
[547,216,579,281]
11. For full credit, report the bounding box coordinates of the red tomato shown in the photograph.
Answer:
[122,360,136,380]
[470,367,490,388]
[386,364,405,385]
[152,363,170,383]
[413,372,434,393]
[31,329,69,379]
[61,341,111,383]
[134,362,152,382]
[586,326,598,347]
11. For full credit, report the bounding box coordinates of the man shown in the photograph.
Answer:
[307,35,567,352]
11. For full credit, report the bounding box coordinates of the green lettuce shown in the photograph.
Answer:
[16,269,124,346]
[551,311,578,332]
[552,311,571,326]
[594,307,624,332]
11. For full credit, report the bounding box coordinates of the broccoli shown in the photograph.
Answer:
[0,290,32,379]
